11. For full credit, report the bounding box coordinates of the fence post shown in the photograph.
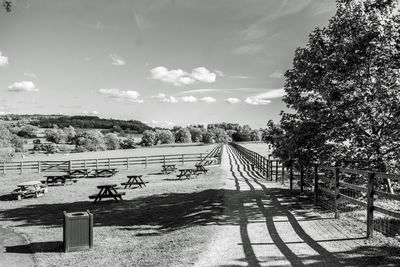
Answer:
[334,167,340,219]
[200,153,203,162]
[281,162,285,185]
[289,162,293,191]
[2,161,5,174]
[270,160,273,181]
[84,159,87,169]
[182,154,184,165]
[314,165,318,205]
[108,158,111,168]
[367,172,375,238]
[275,161,279,182]
[145,156,147,169]
[96,159,98,169]
[163,155,166,166]
[38,161,41,173]
[126,157,129,170]
[20,162,23,174]
[69,160,72,170]
[266,159,269,179]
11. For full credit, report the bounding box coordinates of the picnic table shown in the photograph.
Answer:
[176,168,197,180]
[121,175,147,189]
[161,164,177,174]
[88,184,125,203]
[42,174,77,186]
[67,168,90,178]
[91,168,118,178]
[194,164,208,175]
[11,181,47,200]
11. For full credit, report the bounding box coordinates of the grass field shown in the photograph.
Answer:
[16,144,218,162]
[239,141,272,158]
[0,157,225,266]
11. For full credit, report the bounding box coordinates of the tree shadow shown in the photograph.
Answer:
[6,241,63,253]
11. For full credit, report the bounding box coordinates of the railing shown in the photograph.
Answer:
[1,151,221,174]
[230,142,400,239]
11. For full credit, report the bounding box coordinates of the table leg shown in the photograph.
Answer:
[138,177,145,187]
[94,188,105,203]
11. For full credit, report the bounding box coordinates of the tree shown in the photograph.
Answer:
[45,129,67,144]
[17,125,38,138]
[120,135,137,149]
[250,129,262,141]
[282,0,400,168]
[104,133,120,150]
[63,126,76,144]
[175,128,192,143]
[211,127,231,143]
[141,130,157,146]
[75,130,106,151]
[189,127,206,142]
[155,129,175,144]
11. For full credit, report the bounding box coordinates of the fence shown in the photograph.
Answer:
[1,144,223,174]
[230,142,400,239]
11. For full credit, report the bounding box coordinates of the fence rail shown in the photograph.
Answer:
[1,146,223,174]
[230,142,400,239]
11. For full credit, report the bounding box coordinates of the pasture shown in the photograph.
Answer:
[0,145,224,266]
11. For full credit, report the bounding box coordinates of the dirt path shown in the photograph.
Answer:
[0,225,35,267]
[194,145,400,267]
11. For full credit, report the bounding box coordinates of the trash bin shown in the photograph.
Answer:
[63,210,93,252]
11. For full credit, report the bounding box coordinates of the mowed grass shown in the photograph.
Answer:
[239,142,272,158]
[0,161,225,266]
[17,144,218,162]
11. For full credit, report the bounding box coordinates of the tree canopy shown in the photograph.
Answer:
[267,0,400,172]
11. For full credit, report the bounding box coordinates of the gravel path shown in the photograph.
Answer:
[0,225,35,267]
[195,145,400,267]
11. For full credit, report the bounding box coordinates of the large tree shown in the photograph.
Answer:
[281,0,400,174]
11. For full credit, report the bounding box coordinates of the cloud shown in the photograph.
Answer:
[83,110,99,115]
[0,51,9,67]
[201,97,216,103]
[24,71,37,78]
[191,67,216,83]
[215,70,224,77]
[244,97,271,105]
[144,120,176,129]
[224,97,241,104]
[150,66,217,86]
[269,70,284,79]
[161,96,179,103]
[181,95,198,103]
[109,54,126,66]
[244,88,285,105]
[254,88,286,99]
[232,43,264,55]
[229,75,250,79]
[179,88,220,94]
[98,88,143,103]
[8,81,39,92]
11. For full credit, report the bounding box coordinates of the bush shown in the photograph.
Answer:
[104,133,120,150]
[141,130,157,146]
[175,128,191,143]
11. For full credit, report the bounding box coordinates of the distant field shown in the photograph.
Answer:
[239,142,272,158]
[17,144,218,162]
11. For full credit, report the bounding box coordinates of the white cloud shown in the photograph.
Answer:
[254,88,286,99]
[229,75,250,79]
[224,97,241,104]
[244,97,271,105]
[145,120,176,129]
[191,67,216,83]
[109,54,126,66]
[181,95,198,103]
[98,88,143,103]
[161,96,179,103]
[150,66,217,86]
[83,110,99,115]
[8,81,39,92]
[201,97,216,103]
[269,70,284,79]
[0,51,9,67]
[179,88,220,94]
[215,70,224,77]
[24,71,37,78]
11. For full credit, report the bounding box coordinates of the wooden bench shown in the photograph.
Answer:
[121,175,148,189]
[89,184,125,203]
[12,181,47,200]
[161,164,177,174]
[176,169,198,180]
[194,164,208,175]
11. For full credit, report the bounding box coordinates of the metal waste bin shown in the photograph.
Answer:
[63,210,93,252]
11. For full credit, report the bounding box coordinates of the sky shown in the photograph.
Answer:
[0,0,336,129]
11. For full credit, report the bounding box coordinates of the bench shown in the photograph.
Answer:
[89,184,125,203]
[121,175,148,189]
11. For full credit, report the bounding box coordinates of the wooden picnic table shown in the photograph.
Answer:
[91,168,118,178]
[67,168,90,178]
[12,181,47,200]
[176,168,197,180]
[161,164,177,174]
[121,175,147,189]
[194,164,208,175]
[88,184,125,203]
[42,174,77,186]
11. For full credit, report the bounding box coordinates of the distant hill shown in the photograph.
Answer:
[0,114,152,133]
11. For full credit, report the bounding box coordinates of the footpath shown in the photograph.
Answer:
[0,225,35,267]
[194,145,400,267]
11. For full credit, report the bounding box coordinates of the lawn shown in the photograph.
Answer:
[16,144,218,162]
[239,141,271,158]
[0,161,225,266]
